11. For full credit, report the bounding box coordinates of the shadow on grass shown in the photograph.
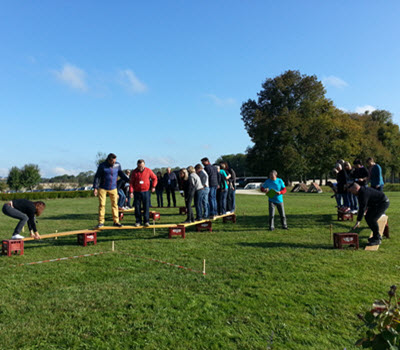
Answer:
[42,213,98,221]
[238,241,333,250]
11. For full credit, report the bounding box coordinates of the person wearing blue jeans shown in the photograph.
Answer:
[195,163,210,219]
[218,164,230,215]
[201,157,218,218]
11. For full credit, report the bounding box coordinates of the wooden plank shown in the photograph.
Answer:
[98,224,177,230]
[365,214,388,251]
[23,229,98,241]
[118,208,135,213]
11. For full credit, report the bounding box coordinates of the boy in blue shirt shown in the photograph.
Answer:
[261,170,288,231]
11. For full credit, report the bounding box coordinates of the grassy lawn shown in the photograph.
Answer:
[0,192,398,349]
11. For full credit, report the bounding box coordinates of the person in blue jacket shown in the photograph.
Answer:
[261,170,288,231]
[367,157,384,192]
[93,153,129,228]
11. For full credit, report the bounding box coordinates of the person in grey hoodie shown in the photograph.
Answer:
[184,166,203,223]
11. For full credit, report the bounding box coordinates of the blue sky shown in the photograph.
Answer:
[1,1,399,177]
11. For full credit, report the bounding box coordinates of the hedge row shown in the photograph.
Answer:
[0,190,94,201]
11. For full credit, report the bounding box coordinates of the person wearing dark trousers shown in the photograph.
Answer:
[163,167,177,207]
[187,166,204,221]
[353,159,369,187]
[222,162,236,213]
[201,157,219,218]
[2,199,46,239]
[155,172,164,207]
[129,159,158,227]
[349,182,390,246]
[261,170,288,231]
[179,168,194,223]
[218,163,230,215]
[195,163,209,220]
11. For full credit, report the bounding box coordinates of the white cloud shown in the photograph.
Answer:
[206,94,236,107]
[322,76,348,88]
[52,167,80,176]
[119,69,147,94]
[53,63,88,91]
[0,168,8,177]
[355,105,376,114]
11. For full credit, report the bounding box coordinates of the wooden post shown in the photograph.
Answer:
[202,259,206,275]
[112,241,115,252]
[55,230,58,240]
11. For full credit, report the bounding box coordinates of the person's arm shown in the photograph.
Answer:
[93,164,102,197]
[150,170,158,193]
[129,172,135,198]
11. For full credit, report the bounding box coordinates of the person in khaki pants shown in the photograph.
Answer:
[93,153,130,228]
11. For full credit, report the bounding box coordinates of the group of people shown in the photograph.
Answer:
[330,157,388,246]
[92,153,237,228]
[330,157,384,214]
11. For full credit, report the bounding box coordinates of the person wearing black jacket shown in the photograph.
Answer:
[163,168,177,207]
[349,182,390,246]
[2,199,46,240]
[201,157,219,218]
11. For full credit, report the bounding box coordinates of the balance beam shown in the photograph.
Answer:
[98,224,176,230]
[23,229,98,242]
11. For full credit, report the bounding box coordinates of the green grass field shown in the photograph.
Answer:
[0,192,398,349]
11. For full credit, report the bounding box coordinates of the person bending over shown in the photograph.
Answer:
[2,199,45,239]
[261,170,288,231]
[349,182,389,246]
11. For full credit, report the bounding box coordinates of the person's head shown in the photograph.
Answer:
[344,161,352,171]
[194,163,203,173]
[180,168,188,180]
[269,170,277,181]
[124,169,131,176]
[214,164,220,171]
[334,163,342,172]
[220,162,226,170]
[353,159,362,168]
[366,157,375,167]
[107,153,117,166]
[201,157,210,166]
[156,171,162,178]
[167,167,171,174]
[34,201,46,217]
[337,159,345,166]
[137,159,145,172]
[347,182,360,195]
[187,166,195,174]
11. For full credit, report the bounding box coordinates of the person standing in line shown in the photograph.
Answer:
[349,182,389,246]
[93,153,129,228]
[195,163,209,220]
[163,167,178,207]
[260,170,288,231]
[2,199,45,239]
[129,159,158,227]
[223,162,236,213]
[367,157,384,191]
[117,169,131,210]
[186,166,204,222]
[201,157,218,219]
[155,171,164,207]
[218,163,230,215]
[353,159,369,187]
[179,168,194,223]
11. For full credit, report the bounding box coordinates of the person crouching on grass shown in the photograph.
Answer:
[348,182,390,246]
[260,170,288,231]
[2,199,45,240]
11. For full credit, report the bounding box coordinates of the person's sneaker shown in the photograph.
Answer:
[269,227,275,231]
[134,223,141,227]
[283,227,288,230]
[95,223,104,229]
[11,234,24,240]
[113,222,123,227]
[367,239,381,246]
[144,222,150,227]
[351,210,358,214]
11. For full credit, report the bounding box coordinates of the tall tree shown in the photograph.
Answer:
[7,166,23,191]
[241,70,336,183]
[20,164,41,190]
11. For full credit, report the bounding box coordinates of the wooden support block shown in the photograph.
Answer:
[77,231,97,247]
[179,207,187,215]
[196,221,212,232]
[333,233,359,250]
[2,240,24,256]
[337,211,353,221]
[223,214,237,223]
[169,225,186,239]
[365,215,389,251]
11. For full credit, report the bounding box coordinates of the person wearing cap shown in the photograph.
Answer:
[260,170,288,231]
[349,182,390,246]
[129,159,158,227]
[93,153,129,228]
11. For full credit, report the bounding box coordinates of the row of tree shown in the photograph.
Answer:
[240,70,400,184]
[7,164,41,191]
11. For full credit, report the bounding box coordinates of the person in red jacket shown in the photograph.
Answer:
[129,159,158,227]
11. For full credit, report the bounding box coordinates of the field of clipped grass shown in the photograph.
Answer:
[0,191,398,349]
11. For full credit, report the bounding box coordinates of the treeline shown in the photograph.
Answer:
[240,70,400,184]
[42,171,95,186]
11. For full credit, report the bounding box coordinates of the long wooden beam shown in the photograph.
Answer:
[23,229,98,241]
